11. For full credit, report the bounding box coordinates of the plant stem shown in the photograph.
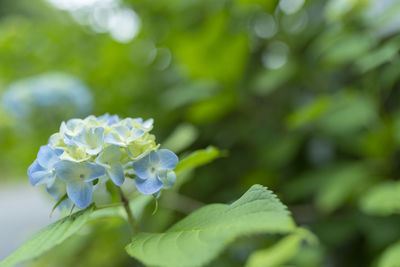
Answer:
[116,187,139,233]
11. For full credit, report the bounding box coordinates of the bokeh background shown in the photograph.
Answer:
[1,0,400,266]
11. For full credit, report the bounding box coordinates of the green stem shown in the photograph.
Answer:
[116,187,139,233]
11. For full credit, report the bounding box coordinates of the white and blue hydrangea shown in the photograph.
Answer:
[132,149,179,195]
[28,114,179,210]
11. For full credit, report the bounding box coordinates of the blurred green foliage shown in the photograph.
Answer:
[2,0,400,265]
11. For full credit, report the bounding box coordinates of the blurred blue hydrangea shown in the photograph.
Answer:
[28,114,179,209]
[2,72,93,119]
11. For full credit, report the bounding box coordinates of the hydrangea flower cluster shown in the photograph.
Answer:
[27,114,178,209]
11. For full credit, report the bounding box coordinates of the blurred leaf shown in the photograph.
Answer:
[316,163,371,213]
[283,168,325,202]
[378,240,400,267]
[287,97,330,129]
[162,123,199,153]
[172,13,249,83]
[161,80,219,110]
[391,112,400,146]
[359,182,400,216]
[356,40,399,73]
[246,228,318,267]
[324,0,368,21]
[125,185,295,267]
[289,91,378,136]
[259,133,302,168]
[252,62,296,96]
[322,33,375,66]
[185,93,237,124]
[175,146,224,174]
[319,92,377,136]
[174,146,225,187]
[0,206,95,267]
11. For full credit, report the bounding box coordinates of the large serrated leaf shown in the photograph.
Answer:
[125,185,295,267]
[0,206,94,267]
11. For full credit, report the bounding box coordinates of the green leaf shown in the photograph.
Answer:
[378,240,400,267]
[175,146,224,174]
[0,195,152,267]
[246,228,318,267]
[316,163,371,213]
[125,185,295,267]
[252,62,296,96]
[356,40,399,73]
[286,97,330,129]
[162,123,199,153]
[359,182,400,216]
[0,206,95,267]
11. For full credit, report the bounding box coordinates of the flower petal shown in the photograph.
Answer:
[157,149,179,170]
[28,160,54,186]
[108,163,125,186]
[149,150,160,164]
[98,113,120,126]
[161,171,176,189]
[104,132,126,147]
[66,180,93,209]
[84,162,107,182]
[96,145,121,166]
[132,155,151,178]
[37,145,61,169]
[84,127,105,155]
[55,161,105,182]
[59,145,90,162]
[46,178,66,200]
[135,176,163,195]
[55,160,82,182]
[61,119,85,136]
[114,125,131,140]
[142,118,154,130]
[130,128,144,142]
